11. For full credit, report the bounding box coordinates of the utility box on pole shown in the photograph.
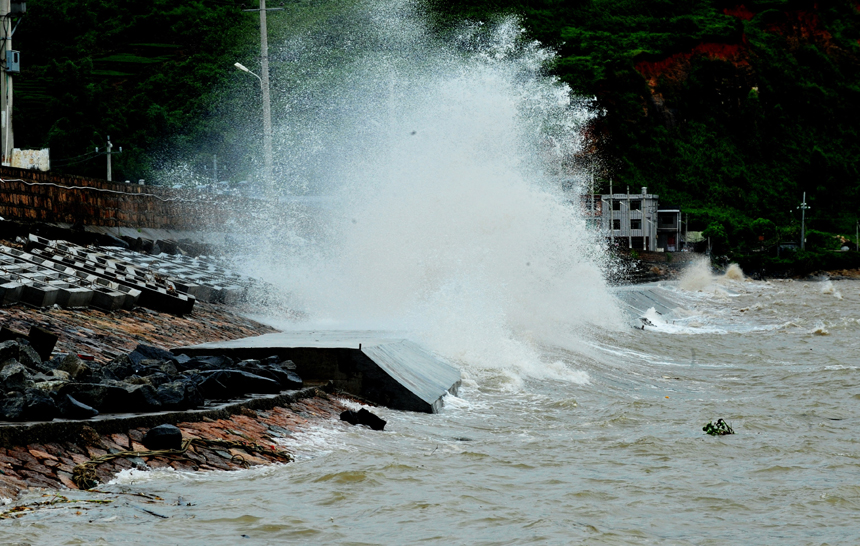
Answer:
[5,50,19,73]
[1,0,24,166]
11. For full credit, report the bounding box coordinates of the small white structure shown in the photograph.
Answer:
[11,148,50,171]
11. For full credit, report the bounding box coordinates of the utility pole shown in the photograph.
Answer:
[243,0,282,197]
[1,0,23,166]
[798,192,810,250]
[102,136,121,182]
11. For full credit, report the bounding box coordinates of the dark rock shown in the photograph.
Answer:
[24,390,58,421]
[57,394,99,419]
[0,390,58,421]
[0,391,25,421]
[48,368,71,382]
[178,355,234,372]
[156,239,178,255]
[264,356,297,370]
[142,424,183,450]
[58,383,129,412]
[53,354,91,380]
[194,369,282,400]
[129,344,180,366]
[0,360,34,391]
[124,383,162,412]
[98,234,129,248]
[125,372,171,388]
[153,360,178,376]
[340,408,386,431]
[251,365,302,390]
[27,326,59,362]
[17,342,47,373]
[87,361,119,382]
[156,379,203,410]
[0,339,47,373]
[0,327,27,344]
[104,355,147,380]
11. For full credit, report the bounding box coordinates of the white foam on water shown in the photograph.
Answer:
[821,280,843,299]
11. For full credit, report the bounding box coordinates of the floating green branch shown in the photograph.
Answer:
[703,418,734,436]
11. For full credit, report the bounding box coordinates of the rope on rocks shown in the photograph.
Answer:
[72,437,293,489]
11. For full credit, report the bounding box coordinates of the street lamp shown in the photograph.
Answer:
[797,192,810,250]
[234,62,274,197]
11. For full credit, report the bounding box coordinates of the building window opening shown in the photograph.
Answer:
[612,200,622,211]
[613,219,621,230]
[630,219,642,230]
[630,200,641,210]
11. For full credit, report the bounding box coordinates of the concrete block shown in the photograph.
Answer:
[219,285,244,304]
[0,281,23,305]
[21,283,60,308]
[90,289,127,312]
[56,286,94,308]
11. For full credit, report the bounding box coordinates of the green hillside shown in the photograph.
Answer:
[12,0,258,182]
[432,0,860,263]
[10,0,860,267]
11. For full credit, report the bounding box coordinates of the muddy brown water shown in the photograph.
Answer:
[2,278,859,545]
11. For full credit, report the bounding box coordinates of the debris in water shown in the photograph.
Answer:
[703,418,734,436]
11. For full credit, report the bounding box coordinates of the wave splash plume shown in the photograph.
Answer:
[234,0,623,385]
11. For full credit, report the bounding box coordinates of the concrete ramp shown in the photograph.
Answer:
[612,284,686,327]
[174,331,461,414]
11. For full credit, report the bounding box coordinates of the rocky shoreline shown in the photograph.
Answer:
[0,300,380,505]
[1,386,354,503]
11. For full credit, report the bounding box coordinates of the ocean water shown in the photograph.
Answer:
[6,1,859,543]
[5,275,860,545]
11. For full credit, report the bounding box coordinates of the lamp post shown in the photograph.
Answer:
[797,192,810,250]
[234,61,273,196]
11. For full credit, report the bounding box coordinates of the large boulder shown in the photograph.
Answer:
[128,344,180,366]
[177,355,233,372]
[52,354,92,381]
[266,356,297,371]
[0,390,58,422]
[235,359,302,390]
[194,369,282,400]
[23,390,58,421]
[0,339,48,374]
[0,391,25,421]
[0,360,34,392]
[340,408,386,431]
[156,379,204,410]
[57,394,99,419]
[104,355,154,380]
[142,424,183,450]
[125,372,171,388]
[57,382,129,413]
[123,383,163,412]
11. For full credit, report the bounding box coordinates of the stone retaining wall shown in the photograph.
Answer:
[0,166,255,230]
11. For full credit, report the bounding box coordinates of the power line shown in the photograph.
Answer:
[0,177,195,202]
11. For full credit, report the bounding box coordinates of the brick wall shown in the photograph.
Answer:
[0,166,254,230]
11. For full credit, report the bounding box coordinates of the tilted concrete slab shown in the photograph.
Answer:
[174,331,462,414]
[612,284,681,319]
